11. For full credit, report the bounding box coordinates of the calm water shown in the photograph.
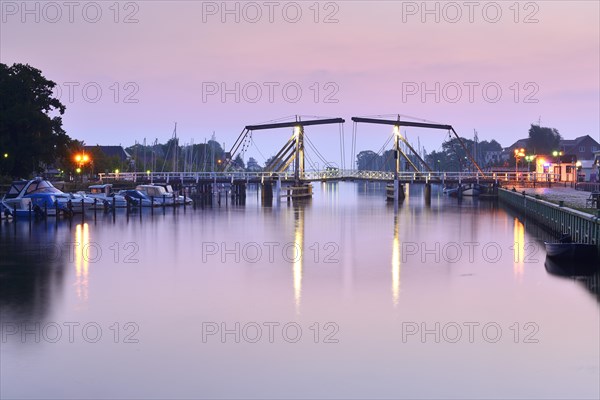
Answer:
[1,182,599,399]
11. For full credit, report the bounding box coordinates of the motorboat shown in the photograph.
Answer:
[122,190,163,207]
[1,193,61,218]
[60,192,97,213]
[135,185,174,205]
[152,184,193,205]
[87,184,127,208]
[1,178,72,217]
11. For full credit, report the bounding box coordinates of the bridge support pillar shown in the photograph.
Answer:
[276,178,282,204]
[386,180,405,203]
[424,183,431,206]
[261,181,273,206]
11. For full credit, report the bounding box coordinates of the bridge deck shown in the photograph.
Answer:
[99,170,561,186]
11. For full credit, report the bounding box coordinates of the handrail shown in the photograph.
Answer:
[97,170,563,183]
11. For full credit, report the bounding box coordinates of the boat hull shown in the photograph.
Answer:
[544,242,599,260]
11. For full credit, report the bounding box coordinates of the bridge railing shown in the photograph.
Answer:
[97,170,562,183]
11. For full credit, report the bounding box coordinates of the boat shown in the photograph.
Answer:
[444,185,461,198]
[152,184,193,205]
[462,183,481,197]
[87,184,127,208]
[544,234,599,261]
[1,178,72,217]
[135,185,174,205]
[122,190,162,207]
[60,192,97,213]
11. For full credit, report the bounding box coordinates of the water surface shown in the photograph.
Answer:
[1,182,598,399]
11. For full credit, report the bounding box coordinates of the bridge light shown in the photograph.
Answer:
[393,126,400,136]
[115,169,120,174]
[3,153,7,158]
[294,126,301,137]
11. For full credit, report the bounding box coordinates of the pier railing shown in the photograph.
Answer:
[98,170,561,184]
[498,188,600,246]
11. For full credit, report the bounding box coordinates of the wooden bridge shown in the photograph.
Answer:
[98,170,561,186]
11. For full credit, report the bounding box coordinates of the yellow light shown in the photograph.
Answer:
[538,158,545,165]
[3,153,7,158]
[82,154,89,162]
[294,126,301,136]
[115,169,119,174]
[576,161,582,167]
[146,170,151,174]
[217,159,222,164]
[552,151,558,157]
[75,154,82,162]
[393,125,400,136]
[76,167,81,173]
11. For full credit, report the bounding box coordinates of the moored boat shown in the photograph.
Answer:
[544,234,599,261]
[135,185,174,205]
[1,178,72,216]
[87,184,128,208]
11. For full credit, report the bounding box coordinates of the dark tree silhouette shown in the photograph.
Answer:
[0,63,72,178]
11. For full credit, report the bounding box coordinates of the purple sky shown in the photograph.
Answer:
[1,1,599,166]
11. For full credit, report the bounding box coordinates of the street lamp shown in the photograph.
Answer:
[524,155,535,173]
[514,148,525,180]
[73,151,92,181]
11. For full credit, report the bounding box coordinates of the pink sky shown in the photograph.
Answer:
[1,1,599,165]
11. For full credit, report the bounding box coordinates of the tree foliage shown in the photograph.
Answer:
[0,63,72,178]
[527,124,561,155]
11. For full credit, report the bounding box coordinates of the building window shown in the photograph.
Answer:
[566,166,573,173]
[592,146,598,152]
[579,146,585,152]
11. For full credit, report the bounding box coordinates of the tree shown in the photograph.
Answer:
[233,154,245,170]
[0,63,72,178]
[246,157,261,172]
[527,124,561,155]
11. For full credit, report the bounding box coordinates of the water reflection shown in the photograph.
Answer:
[74,223,90,302]
[292,205,304,314]
[513,217,525,278]
[0,221,68,321]
[391,213,401,307]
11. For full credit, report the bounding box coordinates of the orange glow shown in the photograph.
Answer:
[75,154,82,162]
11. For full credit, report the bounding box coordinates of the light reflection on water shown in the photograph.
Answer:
[0,182,598,399]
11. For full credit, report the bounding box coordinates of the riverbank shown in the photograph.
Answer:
[498,188,600,247]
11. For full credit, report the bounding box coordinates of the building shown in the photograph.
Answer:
[505,135,600,182]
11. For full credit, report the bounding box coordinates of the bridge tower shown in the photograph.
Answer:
[225,116,345,200]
